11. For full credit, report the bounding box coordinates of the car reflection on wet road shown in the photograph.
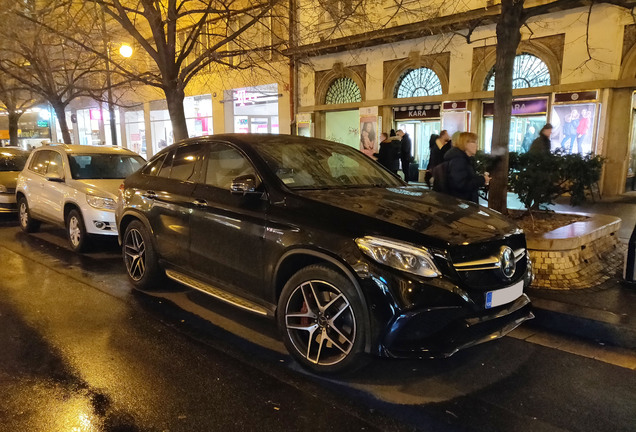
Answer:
[1,214,635,432]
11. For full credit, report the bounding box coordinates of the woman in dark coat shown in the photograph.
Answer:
[529,123,553,154]
[444,132,490,204]
[426,130,452,187]
[375,132,400,174]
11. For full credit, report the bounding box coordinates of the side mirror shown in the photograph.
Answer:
[230,174,258,195]
[46,173,64,182]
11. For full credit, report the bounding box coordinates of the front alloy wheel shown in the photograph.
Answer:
[66,209,89,252]
[124,227,146,281]
[278,265,368,374]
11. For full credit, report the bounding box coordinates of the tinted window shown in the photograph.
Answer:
[255,139,403,190]
[0,151,28,172]
[46,152,64,178]
[29,150,55,175]
[171,144,203,182]
[69,154,145,179]
[142,154,167,176]
[205,144,256,189]
[157,151,173,178]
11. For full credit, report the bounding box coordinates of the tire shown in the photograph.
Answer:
[277,264,369,375]
[123,220,164,290]
[66,209,90,253]
[18,197,40,233]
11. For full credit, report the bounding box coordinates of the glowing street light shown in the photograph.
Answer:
[119,44,133,58]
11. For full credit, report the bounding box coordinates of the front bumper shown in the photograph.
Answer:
[0,193,17,212]
[82,206,118,236]
[379,294,533,359]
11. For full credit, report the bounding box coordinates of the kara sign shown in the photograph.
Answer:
[483,98,548,116]
[393,104,441,120]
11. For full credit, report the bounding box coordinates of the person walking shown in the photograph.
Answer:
[444,132,490,204]
[528,123,553,154]
[426,130,451,187]
[375,132,400,174]
[396,129,412,182]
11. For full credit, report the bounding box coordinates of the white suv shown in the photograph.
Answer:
[16,144,145,252]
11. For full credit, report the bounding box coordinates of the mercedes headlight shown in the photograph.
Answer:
[86,194,116,210]
[355,236,440,278]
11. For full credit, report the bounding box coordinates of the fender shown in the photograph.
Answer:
[117,209,156,245]
[273,247,373,352]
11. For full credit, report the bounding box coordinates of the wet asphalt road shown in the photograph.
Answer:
[1,214,635,432]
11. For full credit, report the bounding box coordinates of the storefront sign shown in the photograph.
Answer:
[553,91,598,104]
[483,98,548,116]
[442,101,467,111]
[393,104,441,120]
[37,120,49,128]
[0,130,9,140]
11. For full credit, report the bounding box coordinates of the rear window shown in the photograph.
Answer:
[0,151,28,172]
[69,154,145,180]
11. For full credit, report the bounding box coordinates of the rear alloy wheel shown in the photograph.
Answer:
[18,197,40,233]
[66,209,89,252]
[123,220,163,290]
[278,265,369,375]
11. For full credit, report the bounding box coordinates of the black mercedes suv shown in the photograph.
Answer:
[116,134,533,374]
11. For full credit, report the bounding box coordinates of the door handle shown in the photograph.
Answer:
[142,190,157,199]
[192,199,208,208]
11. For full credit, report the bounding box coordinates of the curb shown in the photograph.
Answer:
[528,296,636,349]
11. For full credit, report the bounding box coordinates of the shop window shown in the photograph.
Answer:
[395,68,443,98]
[485,54,551,91]
[325,78,362,104]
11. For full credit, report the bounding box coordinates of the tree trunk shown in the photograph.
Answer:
[165,87,188,142]
[489,0,525,214]
[52,102,72,144]
[8,111,21,147]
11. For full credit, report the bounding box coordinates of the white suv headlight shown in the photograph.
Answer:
[86,194,116,210]
[355,236,440,278]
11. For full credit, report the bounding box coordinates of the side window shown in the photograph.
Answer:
[157,150,174,178]
[205,143,257,189]
[170,144,203,182]
[46,152,64,178]
[29,150,53,175]
[142,154,166,176]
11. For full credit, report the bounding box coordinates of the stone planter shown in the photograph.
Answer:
[526,213,622,290]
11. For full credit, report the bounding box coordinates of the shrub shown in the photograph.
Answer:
[475,150,604,210]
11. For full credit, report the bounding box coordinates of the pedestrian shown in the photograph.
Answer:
[375,132,400,174]
[426,130,451,187]
[396,129,412,182]
[444,132,490,204]
[528,123,553,154]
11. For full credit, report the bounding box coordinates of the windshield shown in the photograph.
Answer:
[69,154,145,180]
[255,138,404,190]
[0,151,28,172]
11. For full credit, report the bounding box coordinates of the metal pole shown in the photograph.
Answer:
[101,7,118,146]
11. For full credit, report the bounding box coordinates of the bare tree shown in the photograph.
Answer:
[0,76,39,147]
[36,0,289,141]
[0,1,105,144]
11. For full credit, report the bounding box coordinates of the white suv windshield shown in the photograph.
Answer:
[70,154,145,180]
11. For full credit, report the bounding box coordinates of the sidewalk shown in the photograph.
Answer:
[500,192,636,349]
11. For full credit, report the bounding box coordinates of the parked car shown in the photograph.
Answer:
[16,144,145,251]
[116,134,533,374]
[0,147,30,212]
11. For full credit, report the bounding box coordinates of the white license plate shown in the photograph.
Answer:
[485,280,524,309]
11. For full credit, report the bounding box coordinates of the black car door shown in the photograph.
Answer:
[189,142,268,298]
[144,143,204,271]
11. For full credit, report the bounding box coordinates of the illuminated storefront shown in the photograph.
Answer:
[230,84,279,134]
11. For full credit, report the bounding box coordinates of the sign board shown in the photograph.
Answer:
[442,101,467,111]
[482,98,548,116]
[553,91,598,104]
[393,104,441,120]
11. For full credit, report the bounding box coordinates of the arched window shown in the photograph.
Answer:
[325,77,362,104]
[485,54,551,91]
[395,68,443,98]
